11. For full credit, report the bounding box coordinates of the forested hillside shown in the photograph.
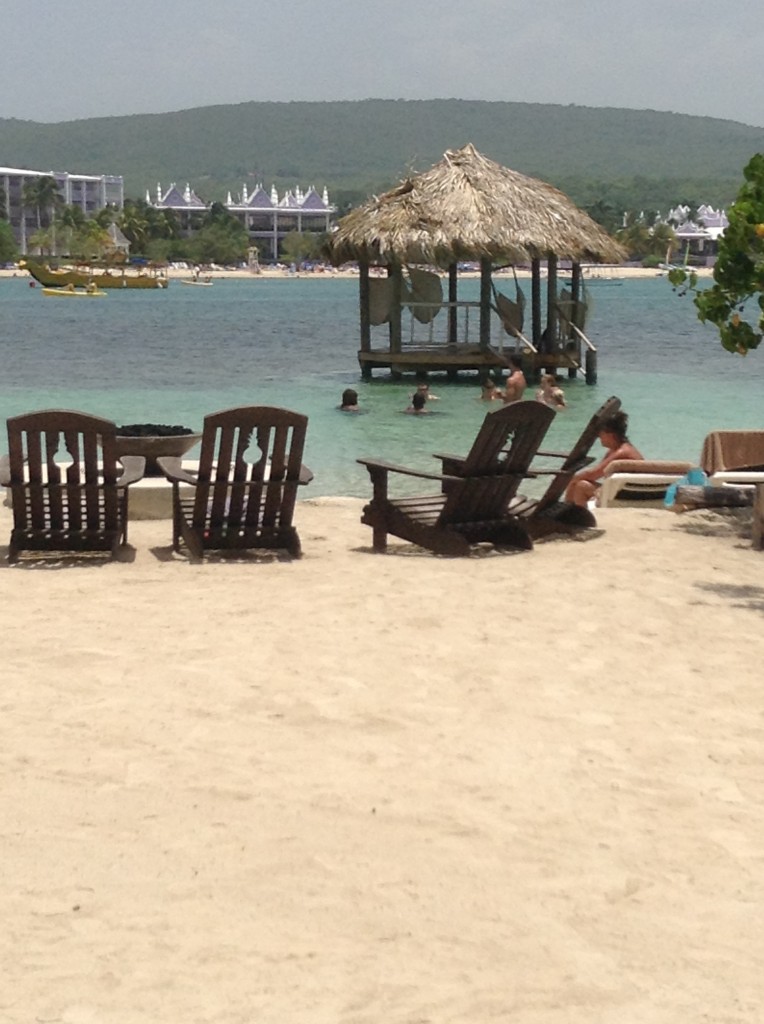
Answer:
[2,99,761,213]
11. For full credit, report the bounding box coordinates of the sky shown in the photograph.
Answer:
[2,0,763,127]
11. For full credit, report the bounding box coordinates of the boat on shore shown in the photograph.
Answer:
[20,259,169,290]
[42,283,107,298]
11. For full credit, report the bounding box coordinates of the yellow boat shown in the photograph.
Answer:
[21,258,168,290]
[42,283,107,298]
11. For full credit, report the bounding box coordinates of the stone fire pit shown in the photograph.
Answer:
[115,423,202,476]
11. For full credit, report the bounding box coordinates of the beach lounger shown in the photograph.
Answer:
[157,405,313,561]
[0,409,145,563]
[700,430,764,476]
[358,400,555,555]
[598,459,695,507]
[599,429,764,508]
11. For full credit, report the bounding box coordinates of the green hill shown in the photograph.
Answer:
[2,99,761,212]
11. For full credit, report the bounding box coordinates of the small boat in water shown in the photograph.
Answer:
[42,283,107,298]
[21,258,168,290]
[180,274,214,286]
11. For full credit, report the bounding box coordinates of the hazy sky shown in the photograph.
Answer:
[2,0,763,127]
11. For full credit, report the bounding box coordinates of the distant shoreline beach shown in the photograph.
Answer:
[0,264,713,282]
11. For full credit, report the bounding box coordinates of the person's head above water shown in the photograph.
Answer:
[340,388,359,410]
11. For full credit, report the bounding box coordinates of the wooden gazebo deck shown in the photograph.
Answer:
[359,344,509,379]
[326,145,625,384]
[358,344,588,381]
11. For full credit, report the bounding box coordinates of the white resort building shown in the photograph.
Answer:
[149,182,336,260]
[1,166,124,253]
[668,203,729,264]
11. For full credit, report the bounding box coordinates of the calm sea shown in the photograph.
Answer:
[1,275,762,497]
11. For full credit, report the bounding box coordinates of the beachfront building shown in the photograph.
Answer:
[667,203,729,266]
[149,181,336,260]
[149,182,208,232]
[0,166,124,253]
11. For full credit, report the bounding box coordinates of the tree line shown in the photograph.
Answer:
[0,175,701,267]
[0,177,328,266]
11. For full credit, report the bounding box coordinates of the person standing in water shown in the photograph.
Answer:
[536,373,566,409]
[338,388,360,412]
[502,356,527,404]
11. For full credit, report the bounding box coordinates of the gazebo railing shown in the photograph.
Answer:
[403,300,480,347]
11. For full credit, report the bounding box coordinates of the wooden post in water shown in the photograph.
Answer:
[531,258,542,349]
[545,253,558,360]
[569,261,582,378]
[570,261,581,305]
[388,263,403,357]
[479,258,492,350]
[359,262,371,354]
[448,263,458,346]
[585,348,598,384]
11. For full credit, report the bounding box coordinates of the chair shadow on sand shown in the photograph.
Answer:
[693,580,764,615]
[0,542,137,569]
[147,543,295,564]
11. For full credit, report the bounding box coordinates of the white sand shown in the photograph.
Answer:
[1,265,712,282]
[1,497,762,1022]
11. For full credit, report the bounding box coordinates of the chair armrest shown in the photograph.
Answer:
[534,448,568,459]
[432,451,466,463]
[116,455,146,487]
[358,457,458,483]
[0,454,10,487]
[299,463,314,485]
[156,455,199,486]
[532,448,593,468]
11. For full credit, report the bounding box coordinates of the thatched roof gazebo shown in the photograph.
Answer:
[325,143,626,382]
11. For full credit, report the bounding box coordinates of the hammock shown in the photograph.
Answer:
[405,266,443,324]
[368,277,392,325]
[556,285,589,336]
[492,267,526,337]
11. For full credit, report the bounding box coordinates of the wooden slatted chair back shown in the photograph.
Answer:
[441,401,555,524]
[191,406,308,546]
[534,395,621,513]
[6,409,121,546]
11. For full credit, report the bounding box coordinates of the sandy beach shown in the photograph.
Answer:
[2,496,762,1022]
[1,264,712,282]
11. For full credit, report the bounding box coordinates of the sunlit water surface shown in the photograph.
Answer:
[1,276,761,496]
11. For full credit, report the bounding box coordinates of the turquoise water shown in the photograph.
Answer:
[1,275,762,496]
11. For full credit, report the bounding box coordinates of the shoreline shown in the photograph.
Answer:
[0,264,713,282]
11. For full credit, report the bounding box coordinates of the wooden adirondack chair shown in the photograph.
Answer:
[358,401,555,555]
[435,397,621,540]
[156,405,312,561]
[0,409,145,563]
[507,395,622,536]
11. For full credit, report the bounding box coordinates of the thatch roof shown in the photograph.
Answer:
[326,143,626,267]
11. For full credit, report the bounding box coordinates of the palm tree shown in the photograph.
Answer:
[23,176,62,231]
[22,176,62,254]
[649,222,678,263]
[118,201,150,253]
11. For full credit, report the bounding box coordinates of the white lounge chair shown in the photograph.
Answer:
[598,459,694,508]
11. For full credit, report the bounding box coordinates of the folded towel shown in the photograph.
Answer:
[700,430,764,474]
